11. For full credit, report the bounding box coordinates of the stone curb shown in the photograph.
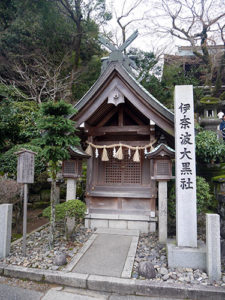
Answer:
[121,236,139,278]
[1,264,225,299]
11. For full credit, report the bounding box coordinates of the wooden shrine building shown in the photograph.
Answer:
[71,32,174,232]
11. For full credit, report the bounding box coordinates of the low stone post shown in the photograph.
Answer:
[0,204,13,258]
[66,178,77,201]
[158,181,167,244]
[206,213,221,281]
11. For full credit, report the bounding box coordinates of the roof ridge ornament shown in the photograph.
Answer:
[98,30,139,74]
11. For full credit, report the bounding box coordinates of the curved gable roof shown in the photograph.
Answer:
[72,62,174,135]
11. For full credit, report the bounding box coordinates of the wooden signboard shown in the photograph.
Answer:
[15,148,36,256]
[15,149,36,184]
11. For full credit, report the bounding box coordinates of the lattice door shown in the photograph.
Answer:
[105,149,141,184]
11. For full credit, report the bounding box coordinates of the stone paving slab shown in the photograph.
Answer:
[72,233,133,277]
[0,283,43,300]
[64,234,98,272]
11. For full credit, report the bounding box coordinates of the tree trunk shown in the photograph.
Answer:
[49,179,57,247]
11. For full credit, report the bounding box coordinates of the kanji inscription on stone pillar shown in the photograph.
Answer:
[175,85,197,248]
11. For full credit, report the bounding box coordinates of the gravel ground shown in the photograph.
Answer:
[0,223,93,271]
[132,232,225,288]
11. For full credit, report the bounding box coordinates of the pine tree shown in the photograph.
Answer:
[37,100,80,246]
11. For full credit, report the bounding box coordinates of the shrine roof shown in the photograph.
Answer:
[69,146,89,158]
[148,143,175,158]
[72,62,174,124]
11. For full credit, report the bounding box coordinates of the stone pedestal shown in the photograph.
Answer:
[158,181,167,244]
[167,240,206,270]
[66,178,77,201]
[206,214,221,281]
[0,204,13,258]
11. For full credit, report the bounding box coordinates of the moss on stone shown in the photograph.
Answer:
[200,96,220,104]
[212,175,225,182]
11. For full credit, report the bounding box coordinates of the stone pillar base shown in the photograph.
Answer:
[167,240,206,270]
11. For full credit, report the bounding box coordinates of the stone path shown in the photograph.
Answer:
[71,228,139,278]
[0,283,43,300]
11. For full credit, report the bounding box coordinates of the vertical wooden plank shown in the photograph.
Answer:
[118,105,124,126]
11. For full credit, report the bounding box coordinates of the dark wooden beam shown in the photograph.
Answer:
[96,106,118,128]
[93,140,149,146]
[88,125,150,136]
[124,107,144,125]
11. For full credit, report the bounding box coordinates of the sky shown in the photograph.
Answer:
[103,0,180,55]
[102,0,225,56]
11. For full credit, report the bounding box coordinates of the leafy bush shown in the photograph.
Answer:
[168,176,213,219]
[0,144,47,178]
[195,130,225,163]
[0,96,39,150]
[43,199,86,223]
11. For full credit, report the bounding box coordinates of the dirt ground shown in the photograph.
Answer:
[12,208,48,236]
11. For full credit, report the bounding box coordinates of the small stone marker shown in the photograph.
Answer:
[174,85,197,248]
[0,204,13,258]
[206,214,221,281]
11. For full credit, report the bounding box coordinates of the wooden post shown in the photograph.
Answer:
[15,149,36,257]
[23,184,28,256]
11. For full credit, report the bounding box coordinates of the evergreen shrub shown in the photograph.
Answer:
[43,199,86,223]
[195,130,225,163]
[168,176,213,219]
